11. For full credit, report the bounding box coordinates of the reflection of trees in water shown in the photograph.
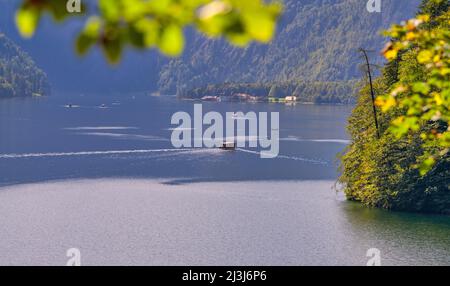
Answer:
[339,201,450,265]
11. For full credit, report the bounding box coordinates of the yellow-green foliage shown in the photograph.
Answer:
[15,0,282,62]
[378,2,450,175]
[340,0,450,214]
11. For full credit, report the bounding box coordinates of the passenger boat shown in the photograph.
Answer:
[220,141,236,150]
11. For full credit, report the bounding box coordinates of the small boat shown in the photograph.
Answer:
[201,96,220,102]
[99,104,108,109]
[220,141,236,150]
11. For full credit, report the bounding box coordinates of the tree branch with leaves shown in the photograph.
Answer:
[377,8,450,175]
[15,0,282,63]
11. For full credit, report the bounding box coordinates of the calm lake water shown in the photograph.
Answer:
[0,94,449,266]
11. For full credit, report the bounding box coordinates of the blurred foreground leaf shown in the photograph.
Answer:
[16,0,282,62]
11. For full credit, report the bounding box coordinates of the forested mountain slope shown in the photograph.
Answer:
[0,33,49,98]
[159,0,421,94]
[339,0,450,214]
[0,0,165,94]
[0,0,420,95]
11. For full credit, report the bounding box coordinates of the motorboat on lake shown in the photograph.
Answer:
[220,141,236,150]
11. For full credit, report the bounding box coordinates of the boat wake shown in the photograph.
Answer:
[0,147,327,165]
[0,149,194,159]
[281,137,350,144]
[75,132,168,141]
[63,126,139,131]
[236,148,327,165]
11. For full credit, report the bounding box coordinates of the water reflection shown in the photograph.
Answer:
[340,201,450,265]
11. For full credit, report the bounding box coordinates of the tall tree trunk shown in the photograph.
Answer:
[360,48,380,139]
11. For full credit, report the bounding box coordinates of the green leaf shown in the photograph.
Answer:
[76,17,102,55]
[101,37,123,64]
[84,17,102,38]
[15,7,40,38]
[412,82,431,94]
[135,18,160,47]
[159,24,184,57]
[99,0,121,22]
[419,156,435,176]
[76,34,96,55]
[243,11,276,43]
[417,50,433,64]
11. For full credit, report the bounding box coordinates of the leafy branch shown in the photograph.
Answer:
[15,0,282,63]
[378,10,450,175]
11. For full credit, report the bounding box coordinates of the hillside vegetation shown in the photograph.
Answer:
[159,0,421,94]
[0,33,50,97]
[339,0,450,214]
[0,0,420,94]
[184,81,358,104]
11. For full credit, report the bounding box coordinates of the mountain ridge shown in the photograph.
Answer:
[159,0,422,94]
[0,0,421,94]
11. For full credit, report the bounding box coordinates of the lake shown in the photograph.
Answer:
[0,93,449,266]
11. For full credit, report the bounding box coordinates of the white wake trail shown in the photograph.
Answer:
[0,148,327,164]
[281,137,350,144]
[0,149,193,159]
[236,148,327,165]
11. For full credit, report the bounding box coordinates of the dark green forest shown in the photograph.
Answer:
[339,0,450,214]
[0,33,49,98]
[184,80,358,104]
[0,0,420,94]
[159,0,420,94]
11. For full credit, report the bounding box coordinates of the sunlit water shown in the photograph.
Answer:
[0,94,449,265]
